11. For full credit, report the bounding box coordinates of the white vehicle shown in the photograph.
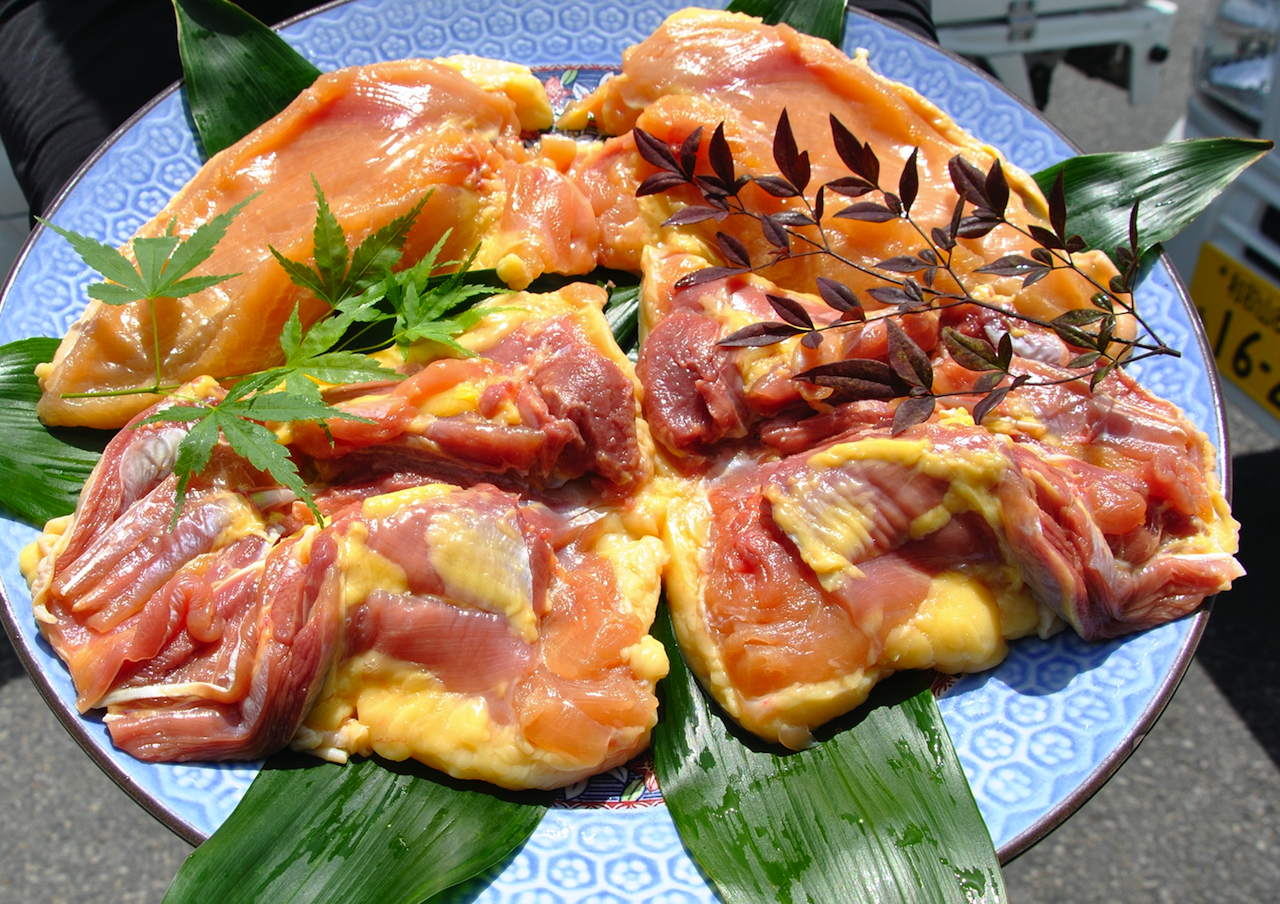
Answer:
[1163,0,1280,436]
[933,0,1177,108]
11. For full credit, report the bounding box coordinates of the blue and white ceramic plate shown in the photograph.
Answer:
[0,1,1225,901]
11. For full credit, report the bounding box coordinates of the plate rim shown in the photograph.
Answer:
[0,0,1229,874]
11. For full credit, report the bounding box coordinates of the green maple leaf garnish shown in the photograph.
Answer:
[40,195,257,390]
[271,178,428,308]
[233,297,399,400]
[41,194,253,306]
[382,241,503,356]
[142,382,370,525]
[54,176,512,528]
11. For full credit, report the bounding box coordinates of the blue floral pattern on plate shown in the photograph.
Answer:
[0,1,1223,900]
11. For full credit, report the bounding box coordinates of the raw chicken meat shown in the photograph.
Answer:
[22,7,1242,774]
[37,57,599,429]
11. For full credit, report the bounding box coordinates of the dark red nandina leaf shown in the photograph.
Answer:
[633,127,684,175]
[709,123,737,191]
[796,358,903,401]
[638,171,691,196]
[892,395,935,434]
[770,210,816,227]
[1067,351,1102,369]
[675,266,747,290]
[679,127,704,179]
[1028,223,1064,250]
[973,369,1006,394]
[765,294,814,329]
[663,205,727,227]
[761,216,791,253]
[830,114,880,185]
[996,332,1013,370]
[948,195,965,242]
[956,210,1001,239]
[866,284,924,309]
[875,255,930,274]
[825,175,876,197]
[754,176,802,198]
[816,277,863,318]
[1128,197,1141,257]
[720,321,808,347]
[884,318,933,389]
[974,255,1048,282]
[973,372,1029,424]
[899,147,920,214]
[972,386,1010,426]
[834,202,896,223]
[948,155,989,208]
[1055,308,1110,328]
[772,109,811,193]
[942,328,1002,372]
[716,232,753,269]
[984,159,1009,219]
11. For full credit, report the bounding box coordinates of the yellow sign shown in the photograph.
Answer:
[1189,242,1280,417]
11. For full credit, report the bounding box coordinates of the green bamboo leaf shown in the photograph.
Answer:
[0,338,106,524]
[161,754,549,904]
[173,0,321,157]
[605,284,640,352]
[651,605,1006,904]
[1031,138,1272,261]
[726,0,847,45]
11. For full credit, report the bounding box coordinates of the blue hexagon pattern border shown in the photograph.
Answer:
[0,1,1222,901]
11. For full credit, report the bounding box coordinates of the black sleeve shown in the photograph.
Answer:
[0,0,314,221]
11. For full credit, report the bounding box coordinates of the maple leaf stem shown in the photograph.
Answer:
[60,384,184,399]
[149,297,163,392]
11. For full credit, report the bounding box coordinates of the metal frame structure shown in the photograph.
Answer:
[934,0,1178,105]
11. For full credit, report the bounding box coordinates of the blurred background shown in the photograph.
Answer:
[1,0,1278,901]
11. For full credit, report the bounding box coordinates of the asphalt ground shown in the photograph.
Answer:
[4,0,1280,900]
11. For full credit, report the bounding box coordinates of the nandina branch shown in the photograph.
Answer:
[635,114,1183,429]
